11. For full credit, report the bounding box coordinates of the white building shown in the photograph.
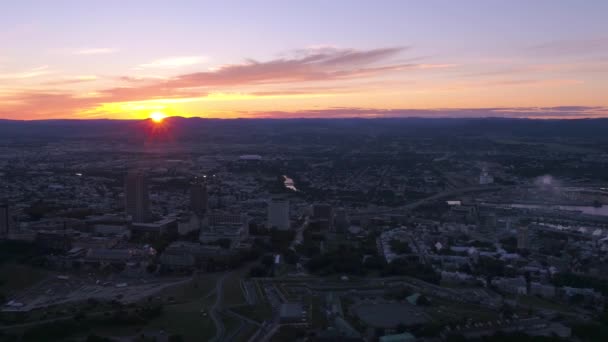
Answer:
[267,198,290,230]
[199,212,249,248]
[479,167,494,185]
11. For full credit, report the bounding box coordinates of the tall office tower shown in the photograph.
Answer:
[0,203,13,238]
[312,203,333,230]
[190,177,208,215]
[125,170,150,223]
[479,212,497,241]
[267,197,290,230]
[333,208,349,233]
[517,225,529,250]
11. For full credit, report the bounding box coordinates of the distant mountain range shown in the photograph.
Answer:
[1,116,608,141]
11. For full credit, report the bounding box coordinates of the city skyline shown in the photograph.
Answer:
[1,0,608,120]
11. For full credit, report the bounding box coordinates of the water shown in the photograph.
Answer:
[508,203,608,217]
[283,175,297,191]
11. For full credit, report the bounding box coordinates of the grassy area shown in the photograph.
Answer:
[0,263,48,295]
[309,295,327,329]
[223,271,247,307]
[221,312,242,339]
[145,294,216,342]
[138,273,221,342]
[511,294,572,313]
[429,298,500,323]
[156,272,221,304]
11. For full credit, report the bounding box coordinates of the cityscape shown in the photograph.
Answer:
[2,118,608,342]
[2,1,608,342]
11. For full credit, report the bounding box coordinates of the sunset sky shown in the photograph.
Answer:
[1,0,607,120]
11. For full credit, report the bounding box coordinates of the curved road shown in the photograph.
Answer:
[209,272,229,342]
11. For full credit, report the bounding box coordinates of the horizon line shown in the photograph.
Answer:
[2,115,608,122]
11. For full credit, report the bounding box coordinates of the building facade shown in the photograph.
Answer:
[125,170,150,223]
[268,197,290,230]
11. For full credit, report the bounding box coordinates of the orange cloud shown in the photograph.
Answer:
[1,46,436,118]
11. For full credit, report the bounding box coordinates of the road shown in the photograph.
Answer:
[209,272,229,342]
[350,185,505,218]
[290,217,309,248]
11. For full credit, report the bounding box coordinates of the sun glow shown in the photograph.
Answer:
[150,111,167,123]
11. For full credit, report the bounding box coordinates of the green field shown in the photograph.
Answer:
[510,294,572,313]
[310,295,327,329]
[428,298,500,323]
[157,272,221,303]
[145,298,217,342]
[223,270,248,307]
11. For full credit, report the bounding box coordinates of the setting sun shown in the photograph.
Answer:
[149,112,167,123]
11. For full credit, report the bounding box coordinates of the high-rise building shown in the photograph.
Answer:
[333,208,349,233]
[517,225,529,250]
[479,212,497,241]
[312,203,333,230]
[268,197,290,230]
[190,177,208,215]
[125,170,150,223]
[0,203,13,239]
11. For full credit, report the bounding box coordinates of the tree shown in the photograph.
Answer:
[217,238,232,249]
[168,334,184,342]
[363,255,386,270]
[146,263,158,273]
[249,265,267,277]
[389,239,411,254]
[261,254,275,267]
[284,249,299,265]
[86,335,114,342]
[417,295,431,306]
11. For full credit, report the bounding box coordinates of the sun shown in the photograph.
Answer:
[149,111,167,123]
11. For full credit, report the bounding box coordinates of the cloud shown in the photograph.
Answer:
[238,106,608,119]
[528,37,608,56]
[152,46,439,88]
[0,46,454,118]
[0,91,97,119]
[43,75,98,85]
[138,56,208,69]
[436,78,583,92]
[0,46,419,115]
[74,48,116,55]
[0,65,52,80]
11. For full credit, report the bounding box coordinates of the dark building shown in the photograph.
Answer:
[130,217,178,240]
[0,203,13,238]
[190,177,208,215]
[125,170,150,223]
[312,203,333,230]
[35,231,72,251]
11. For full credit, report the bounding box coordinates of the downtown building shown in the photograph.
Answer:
[267,197,290,230]
[190,177,208,215]
[124,170,150,223]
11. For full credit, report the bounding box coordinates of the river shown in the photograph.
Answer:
[283,175,297,191]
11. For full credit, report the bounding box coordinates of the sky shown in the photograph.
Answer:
[1,0,607,120]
